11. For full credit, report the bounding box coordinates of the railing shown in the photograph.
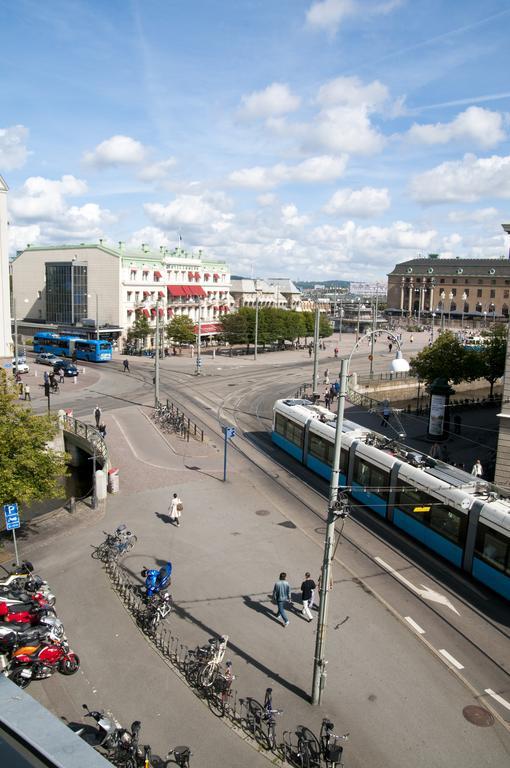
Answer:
[61,414,109,466]
[165,400,204,442]
[355,371,415,385]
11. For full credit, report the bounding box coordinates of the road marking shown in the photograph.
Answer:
[375,556,460,615]
[485,689,510,711]
[439,649,464,670]
[405,616,425,634]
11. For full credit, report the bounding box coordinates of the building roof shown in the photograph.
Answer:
[388,257,510,277]
[0,174,8,192]
[266,278,301,294]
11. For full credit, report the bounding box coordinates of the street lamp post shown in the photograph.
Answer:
[311,331,409,706]
[154,302,161,407]
[312,300,320,399]
[431,313,436,343]
[369,289,379,377]
[195,300,202,376]
[440,291,445,330]
[254,287,260,362]
[339,296,343,344]
[356,299,361,342]
[461,292,467,329]
[484,310,487,327]
[448,291,454,325]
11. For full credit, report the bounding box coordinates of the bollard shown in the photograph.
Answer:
[34,370,37,377]
[82,367,85,374]
[68,496,76,513]
[73,376,77,384]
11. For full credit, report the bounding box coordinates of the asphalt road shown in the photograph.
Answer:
[14,333,510,768]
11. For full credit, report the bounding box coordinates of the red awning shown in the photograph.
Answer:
[143,290,150,297]
[213,273,219,279]
[167,307,173,316]
[194,271,200,279]
[151,308,156,316]
[213,306,219,311]
[158,291,165,298]
[204,273,210,279]
[167,285,206,297]
[193,322,223,335]
[188,271,194,279]
[154,271,162,279]
[142,309,150,318]
[158,308,164,317]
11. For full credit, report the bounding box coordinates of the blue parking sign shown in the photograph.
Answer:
[4,503,20,531]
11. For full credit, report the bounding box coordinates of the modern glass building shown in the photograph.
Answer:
[45,261,88,323]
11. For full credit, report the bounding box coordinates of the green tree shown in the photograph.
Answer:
[127,312,152,347]
[300,311,333,340]
[409,331,469,386]
[220,310,250,345]
[0,373,68,515]
[165,315,196,351]
[477,325,507,396]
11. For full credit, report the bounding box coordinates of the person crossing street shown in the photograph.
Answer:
[272,572,291,627]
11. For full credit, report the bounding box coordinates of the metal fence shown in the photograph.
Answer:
[355,371,415,385]
[62,414,109,466]
[165,400,204,442]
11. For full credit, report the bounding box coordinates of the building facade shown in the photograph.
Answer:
[387,256,510,321]
[229,278,301,310]
[11,242,232,341]
[0,176,12,357]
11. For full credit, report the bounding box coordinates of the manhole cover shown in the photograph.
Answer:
[462,706,494,727]
[278,520,297,529]
[255,510,271,516]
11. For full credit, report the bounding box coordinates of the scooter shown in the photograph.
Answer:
[4,634,79,688]
[72,705,125,755]
[141,562,172,599]
[0,589,55,611]
[0,561,36,590]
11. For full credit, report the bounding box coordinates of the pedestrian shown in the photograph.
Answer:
[24,384,31,401]
[272,572,291,627]
[410,335,414,343]
[471,459,483,478]
[308,345,312,358]
[334,347,339,358]
[15,372,21,384]
[43,371,49,385]
[329,385,336,402]
[453,413,462,434]
[98,423,107,439]
[57,367,65,383]
[301,572,316,622]
[169,492,183,526]
[388,342,393,353]
[18,381,24,399]
[323,369,330,385]
[334,381,340,395]
[380,400,391,427]
[123,359,130,372]
[430,443,440,459]
[324,392,331,409]
[94,405,101,428]
[71,351,77,364]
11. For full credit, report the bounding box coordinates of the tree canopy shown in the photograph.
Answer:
[220,308,330,349]
[127,312,151,345]
[0,373,68,514]
[409,327,507,392]
[165,315,196,347]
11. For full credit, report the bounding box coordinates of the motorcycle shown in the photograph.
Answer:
[4,635,80,688]
[141,592,172,633]
[140,562,172,599]
[0,562,55,605]
[72,705,125,754]
[0,616,65,663]
[0,599,56,625]
[0,589,55,611]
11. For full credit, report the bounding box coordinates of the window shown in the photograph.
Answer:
[452,278,457,284]
[504,290,509,299]
[477,289,483,298]
[464,280,469,284]
[451,288,456,296]
[440,278,445,284]
[478,279,484,284]
[490,289,496,298]
[396,483,466,544]
[135,291,140,302]
[127,291,132,300]
[464,289,469,296]
[353,458,388,500]
[475,524,510,574]
[274,414,304,448]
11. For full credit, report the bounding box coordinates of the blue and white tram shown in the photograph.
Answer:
[272,399,510,601]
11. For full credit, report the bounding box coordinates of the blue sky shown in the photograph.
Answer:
[2,0,510,281]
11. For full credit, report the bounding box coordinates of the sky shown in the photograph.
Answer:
[1,0,510,282]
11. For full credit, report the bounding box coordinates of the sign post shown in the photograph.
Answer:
[222,426,236,482]
[3,503,21,565]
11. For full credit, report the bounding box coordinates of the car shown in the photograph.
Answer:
[36,353,64,366]
[13,361,30,374]
[53,361,79,377]
[12,353,27,365]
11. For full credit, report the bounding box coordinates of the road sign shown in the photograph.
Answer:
[3,503,20,530]
[224,426,236,438]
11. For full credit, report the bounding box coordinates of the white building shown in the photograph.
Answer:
[230,277,301,310]
[0,176,12,357]
[11,242,233,342]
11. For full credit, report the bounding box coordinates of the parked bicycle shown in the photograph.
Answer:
[241,687,282,752]
[183,635,228,689]
[92,525,137,563]
[283,719,348,768]
[140,592,172,635]
[206,660,235,717]
[196,634,228,689]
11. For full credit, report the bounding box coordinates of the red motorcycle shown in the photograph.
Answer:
[5,637,80,688]
[0,600,55,625]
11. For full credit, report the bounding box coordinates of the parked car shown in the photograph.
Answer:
[12,353,27,364]
[13,361,30,374]
[53,361,79,377]
[36,353,64,366]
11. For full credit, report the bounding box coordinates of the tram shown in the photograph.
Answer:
[272,399,510,601]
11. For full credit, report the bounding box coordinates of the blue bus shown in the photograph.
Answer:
[33,333,113,362]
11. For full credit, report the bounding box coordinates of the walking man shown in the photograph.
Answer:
[471,459,483,478]
[169,492,182,526]
[123,359,130,372]
[24,384,31,401]
[324,391,331,409]
[301,572,316,622]
[380,400,391,427]
[272,572,291,627]
[57,367,65,383]
[94,405,101,428]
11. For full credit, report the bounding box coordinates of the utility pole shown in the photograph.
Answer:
[339,294,343,344]
[96,294,99,341]
[312,357,349,705]
[356,300,361,342]
[154,304,160,407]
[312,300,320,400]
[12,297,18,367]
[254,289,260,362]
[196,300,202,375]
[369,288,379,377]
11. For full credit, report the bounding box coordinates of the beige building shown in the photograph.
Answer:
[387,256,510,322]
[11,242,233,342]
[229,278,301,310]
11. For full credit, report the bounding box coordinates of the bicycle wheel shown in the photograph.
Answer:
[243,699,264,736]
[298,727,321,768]
[207,689,226,718]
[283,731,301,767]
[91,543,108,561]
[198,661,218,689]
[184,657,200,687]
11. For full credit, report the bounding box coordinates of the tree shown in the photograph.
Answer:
[301,311,333,340]
[476,325,507,396]
[127,312,151,347]
[220,310,250,346]
[0,373,68,513]
[409,331,469,386]
[165,316,196,350]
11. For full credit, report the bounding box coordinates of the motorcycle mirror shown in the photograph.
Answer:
[131,721,141,736]
[82,704,89,710]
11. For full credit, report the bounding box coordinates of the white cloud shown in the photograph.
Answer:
[306,0,403,34]
[0,125,29,171]
[411,153,510,204]
[239,83,301,119]
[83,135,147,167]
[312,219,436,253]
[229,155,348,189]
[324,186,390,217]
[137,157,176,182]
[9,175,88,222]
[257,193,278,206]
[281,204,309,227]
[408,106,506,149]
[126,226,172,251]
[317,76,388,109]
[447,207,500,223]
[144,192,234,235]
[8,224,42,254]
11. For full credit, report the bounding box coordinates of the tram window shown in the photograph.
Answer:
[429,504,465,544]
[353,457,370,486]
[475,525,509,573]
[275,413,287,437]
[397,484,431,522]
[309,433,328,462]
[275,414,303,447]
[370,466,389,500]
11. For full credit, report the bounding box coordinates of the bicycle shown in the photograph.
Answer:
[92,525,137,563]
[240,688,282,752]
[207,660,235,717]
[183,638,218,688]
[283,725,321,768]
[196,634,228,689]
[320,719,349,767]
[140,592,172,635]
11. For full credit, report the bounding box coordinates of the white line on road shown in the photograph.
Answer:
[405,616,425,634]
[375,556,460,615]
[485,689,510,711]
[439,649,464,670]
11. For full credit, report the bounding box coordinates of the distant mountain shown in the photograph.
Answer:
[295,280,350,289]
